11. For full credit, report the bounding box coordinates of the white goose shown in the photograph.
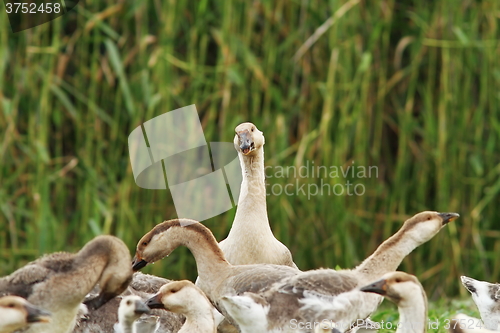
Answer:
[218,122,297,268]
[146,280,219,333]
[132,211,458,332]
[0,235,133,333]
[460,276,500,330]
[0,296,51,333]
[114,295,151,333]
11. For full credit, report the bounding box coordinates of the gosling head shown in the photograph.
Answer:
[0,296,51,332]
[118,295,150,325]
[398,211,459,245]
[132,218,215,271]
[220,293,269,329]
[145,280,211,315]
[461,276,500,329]
[360,271,426,308]
[234,122,265,156]
[83,236,133,310]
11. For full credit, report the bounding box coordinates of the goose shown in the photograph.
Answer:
[0,235,133,333]
[74,272,184,333]
[460,276,500,330]
[0,296,51,333]
[132,211,458,332]
[360,271,426,333]
[449,314,495,333]
[146,280,218,333]
[113,295,151,333]
[218,122,297,268]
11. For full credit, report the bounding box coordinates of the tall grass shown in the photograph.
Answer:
[0,0,499,299]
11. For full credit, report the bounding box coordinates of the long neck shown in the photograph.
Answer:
[177,227,232,285]
[397,297,427,333]
[229,148,271,236]
[355,227,418,282]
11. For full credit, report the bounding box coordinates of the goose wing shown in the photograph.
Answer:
[277,269,358,299]
[0,252,74,298]
[224,264,299,295]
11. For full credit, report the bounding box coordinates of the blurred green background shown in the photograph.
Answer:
[0,0,499,302]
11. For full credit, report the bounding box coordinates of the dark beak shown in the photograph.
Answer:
[460,276,477,293]
[238,131,253,154]
[134,300,151,315]
[26,304,51,323]
[132,257,148,271]
[438,212,460,224]
[360,279,388,296]
[83,292,117,310]
[145,294,165,310]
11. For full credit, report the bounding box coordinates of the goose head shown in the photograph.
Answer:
[0,296,51,332]
[118,295,150,324]
[83,236,134,310]
[220,293,270,330]
[234,122,265,156]
[145,280,209,314]
[461,276,500,326]
[398,211,459,245]
[132,219,213,271]
[360,271,426,308]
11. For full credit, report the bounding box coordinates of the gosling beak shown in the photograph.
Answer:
[360,279,388,296]
[132,256,148,271]
[238,131,254,155]
[438,212,460,224]
[83,292,117,310]
[145,294,164,310]
[134,300,151,315]
[26,304,51,324]
[460,276,477,294]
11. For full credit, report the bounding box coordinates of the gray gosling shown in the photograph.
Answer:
[461,276,500,330]
[114,295,151,333]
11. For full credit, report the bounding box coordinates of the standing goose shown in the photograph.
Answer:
[113,295,151,333]
[218,122,297,268]
[460,276,500,330]
[146,280,218,333]
[132,211,458,332]
[0,235,133,333]
[0,296,51,333]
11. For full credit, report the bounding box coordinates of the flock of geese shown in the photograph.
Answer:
[0,122,496,333]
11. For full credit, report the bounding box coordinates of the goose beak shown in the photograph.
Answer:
[26,305,51,323]
[83,292,116,310]
[438,212,460,224]
[134,301,151,315]
[132,256,148,271]
[360,279,388,295]
[145,294,164,310]
[238,131,254,155]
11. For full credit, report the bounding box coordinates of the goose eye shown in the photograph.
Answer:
[7,303,15,308]
[127,300,132,306]
[427,217,431,220]
[395,278,401,283]
[251,127,254,132]
[142,241,148,246]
